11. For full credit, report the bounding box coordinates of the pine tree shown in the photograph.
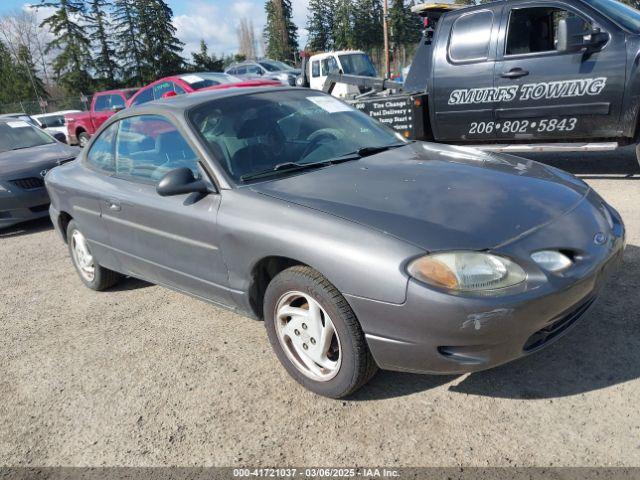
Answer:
[88,0,118,89]
[37,0,94,93]
[191,40,224,72]
[264,0,299,62]
[15,45,48,100]
[333,0,354,50]
[352,0,383,52]
[112,0,143,84]
[137,0,184,81]
[307,0,333,51]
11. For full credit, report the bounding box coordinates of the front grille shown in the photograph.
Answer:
[523,297,596,352]
[10,177,45,190]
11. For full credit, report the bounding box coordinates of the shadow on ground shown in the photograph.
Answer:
[0,217,52,238]
[353,244,640,401]
[527,145,640,177]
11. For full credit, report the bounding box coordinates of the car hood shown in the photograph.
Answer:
[250,142,590,251]
[0,142,80,180]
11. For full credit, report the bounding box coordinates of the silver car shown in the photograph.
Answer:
[45,88,625,397]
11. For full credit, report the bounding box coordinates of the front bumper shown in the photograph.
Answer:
[348,194,626,375]
[0,187,50,229]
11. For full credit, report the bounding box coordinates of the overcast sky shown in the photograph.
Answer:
[0,0,311,57]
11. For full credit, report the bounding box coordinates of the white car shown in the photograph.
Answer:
[33,110,81,144]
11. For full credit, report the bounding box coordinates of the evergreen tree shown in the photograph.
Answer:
[352,0,383,52]
[88,0,118,89]
[0,41,18,105]
[15,45,48,100]
[112,0,143,84]
[37,0,94,93]
[190,40,224,72]
[137,0,184,82]
[307,0,333,51]
[333,0,354,50]
[264,0,298,62]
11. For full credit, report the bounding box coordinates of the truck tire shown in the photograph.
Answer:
[78,131,90,147]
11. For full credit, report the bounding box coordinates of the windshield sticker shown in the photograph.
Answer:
[307,96,352,113]
[7,120,30,128]
[180,74,204,84]
[448,77,607,105]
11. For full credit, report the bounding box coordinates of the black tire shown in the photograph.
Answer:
[264,266,378,398]
[66,220,121,291]
[78,131,90,147]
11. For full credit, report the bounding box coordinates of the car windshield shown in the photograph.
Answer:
[259,60,293,72]
[582,0,640,32]
[189,89,405,183]
[338,54,377,76]
[182,73,243,90]
[0,121,55,153]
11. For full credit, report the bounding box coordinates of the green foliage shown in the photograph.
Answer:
[37,0,94,93]
[112,0,143,84]
[88,0,118,89]
[264,0,299,62]
[0,40,49,107]
[307,0,334,51]
[190,40,224,72]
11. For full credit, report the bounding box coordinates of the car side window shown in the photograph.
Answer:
[236,66,247,75]
[94,94,110,112]
[86,122,118,172]
[131,88,154,106]
[311,61,320,77]
[449,11,494,62]
[111,94,125,110]
[153,81,174,99]
[114,115,200,184]
[321,57,339,76]
[173,83,186,95]
[506,7,591,55]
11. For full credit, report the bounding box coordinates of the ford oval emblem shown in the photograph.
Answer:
[593,232,607,245]
[40,169,49,178]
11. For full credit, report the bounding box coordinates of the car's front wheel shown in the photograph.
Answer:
[264,266,378,398]
[78,132,90,147]
[67,220,121,291]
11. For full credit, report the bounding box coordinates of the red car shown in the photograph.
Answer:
[65,88,139,146]
[127,72,280,107]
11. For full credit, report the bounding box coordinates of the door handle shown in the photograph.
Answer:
[106,200,121,212]
[501,68,529,79]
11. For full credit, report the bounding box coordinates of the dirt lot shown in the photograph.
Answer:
[0,149,639,467]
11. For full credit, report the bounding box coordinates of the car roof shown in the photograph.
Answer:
[121,86,296,115]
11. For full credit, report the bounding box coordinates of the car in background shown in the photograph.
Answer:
[33,110,81,144]
[0,113,39,127]
[225,59,300,86]
[65,88,139,147]
[0,117,79,228]
[126,72,281,107]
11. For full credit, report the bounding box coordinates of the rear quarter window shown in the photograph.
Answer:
[448,10,494,62]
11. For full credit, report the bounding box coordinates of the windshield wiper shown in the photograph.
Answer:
[10,145,35,151]
[240,156,360,182]
[337,142,411,159]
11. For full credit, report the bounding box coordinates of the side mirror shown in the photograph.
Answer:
[162,91,178,99]
[558,17,608,53]
[111,105,125,112]
[157,167,210,197]
[52,132,67,143]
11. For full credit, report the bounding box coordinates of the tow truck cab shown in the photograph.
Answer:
[299,51,378,97]
[346,0,640,164]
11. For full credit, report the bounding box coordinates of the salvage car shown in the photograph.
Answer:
[127,72,281,107]
[0,118,80,228]
[45,88,625,397]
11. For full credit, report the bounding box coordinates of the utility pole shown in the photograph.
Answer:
[383,0,390,79]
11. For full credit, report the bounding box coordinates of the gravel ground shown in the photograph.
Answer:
[0,148,639,467]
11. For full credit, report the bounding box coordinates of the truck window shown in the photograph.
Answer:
[111,95,125,110]
[321,57,339,76]
[312,61,320,77]
[131,88,154,106]
[506,7,590,55]
[449,11,493,62]
[94,94,111,112]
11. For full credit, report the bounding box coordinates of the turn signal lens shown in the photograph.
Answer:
[408,252,526,293]
[531,250,573,272]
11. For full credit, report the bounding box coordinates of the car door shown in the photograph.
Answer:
[91,94,113,131]
[98,114,233,306]
[431,5,502,141]
[493,1,626,140]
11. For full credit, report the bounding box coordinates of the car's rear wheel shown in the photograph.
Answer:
[264,266,378,398]
[67,220,121,291]
[78,132,90,147]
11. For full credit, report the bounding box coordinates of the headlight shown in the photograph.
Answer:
[531,250,573,272]
[407,251,526,293]
[0,183,7,192]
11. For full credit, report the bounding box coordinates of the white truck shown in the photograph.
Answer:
[296,50,378,98]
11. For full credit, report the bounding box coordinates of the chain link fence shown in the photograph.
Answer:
[0,95,91,115]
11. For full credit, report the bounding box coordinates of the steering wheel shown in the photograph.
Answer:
[300,128,344,160]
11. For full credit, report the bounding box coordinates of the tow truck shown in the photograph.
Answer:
[323,0,640,168]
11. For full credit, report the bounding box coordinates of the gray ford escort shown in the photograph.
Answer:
[45,88,625,397]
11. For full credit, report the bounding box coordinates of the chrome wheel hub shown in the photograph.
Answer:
[71,230,95,282]
[275,291,341,382]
